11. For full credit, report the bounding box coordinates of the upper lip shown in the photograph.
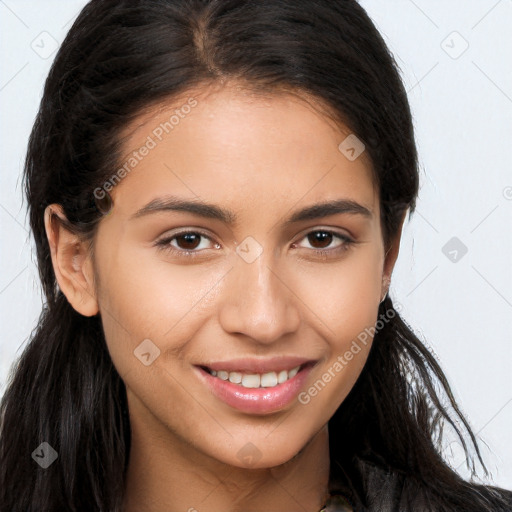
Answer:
[196,356,317,374]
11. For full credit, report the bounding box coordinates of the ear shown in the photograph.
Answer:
[380,210,407,302]
[44,204,99,316]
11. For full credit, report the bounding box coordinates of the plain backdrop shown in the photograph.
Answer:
[1,0,511,489]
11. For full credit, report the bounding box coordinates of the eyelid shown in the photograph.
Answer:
[294,225,353,242]
[154,227,218,249]
[291,229,355,255]
[154,226,356,258]
[153,228,224,263]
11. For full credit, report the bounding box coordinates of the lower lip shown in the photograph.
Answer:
[194,364,315,415]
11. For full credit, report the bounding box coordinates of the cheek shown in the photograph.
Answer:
[94,242,230,372]
[291,244,383,335]
[290,248,382,405]
[96,229,382,386]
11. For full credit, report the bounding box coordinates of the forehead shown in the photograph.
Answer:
[110,82,378,218]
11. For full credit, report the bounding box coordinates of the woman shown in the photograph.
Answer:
[0,1,510,511]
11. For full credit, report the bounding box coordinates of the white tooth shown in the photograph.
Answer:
[217,370,229,380]
[241,374,261,388]
[211,370,217,376]
[288,365,300,378]
[260,372,278,387]
[277,370,289,384]
[228,371,242,384]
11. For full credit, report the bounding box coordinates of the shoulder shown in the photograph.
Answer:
[329,458,512,511]
[322,493,354,511]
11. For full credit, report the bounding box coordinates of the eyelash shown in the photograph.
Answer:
[154,229,356,260]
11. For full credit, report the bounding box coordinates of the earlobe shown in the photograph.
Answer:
[380,274,391,303]
[44,204,99,317]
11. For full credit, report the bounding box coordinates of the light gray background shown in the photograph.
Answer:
[1,0,511,489]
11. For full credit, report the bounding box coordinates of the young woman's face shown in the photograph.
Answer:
[91,83,394,468]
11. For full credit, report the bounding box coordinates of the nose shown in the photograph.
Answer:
[218,248,301,345]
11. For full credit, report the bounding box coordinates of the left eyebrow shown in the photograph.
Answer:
[130,195,373,225]
[283,198,373,225]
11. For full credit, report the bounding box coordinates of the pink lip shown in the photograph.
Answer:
[194,362,316,415]
[198,356,315,374]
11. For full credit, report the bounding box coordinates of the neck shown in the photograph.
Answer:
[122,393,331,512]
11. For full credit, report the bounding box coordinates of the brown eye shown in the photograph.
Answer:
[292,229,355,259]
[174,233,202,250]
[154,229,220,259]
[307,231,333,249]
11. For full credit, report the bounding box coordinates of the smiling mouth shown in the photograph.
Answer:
[199,362,313,389]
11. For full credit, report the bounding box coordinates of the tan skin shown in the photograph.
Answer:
[44,82,404,512]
